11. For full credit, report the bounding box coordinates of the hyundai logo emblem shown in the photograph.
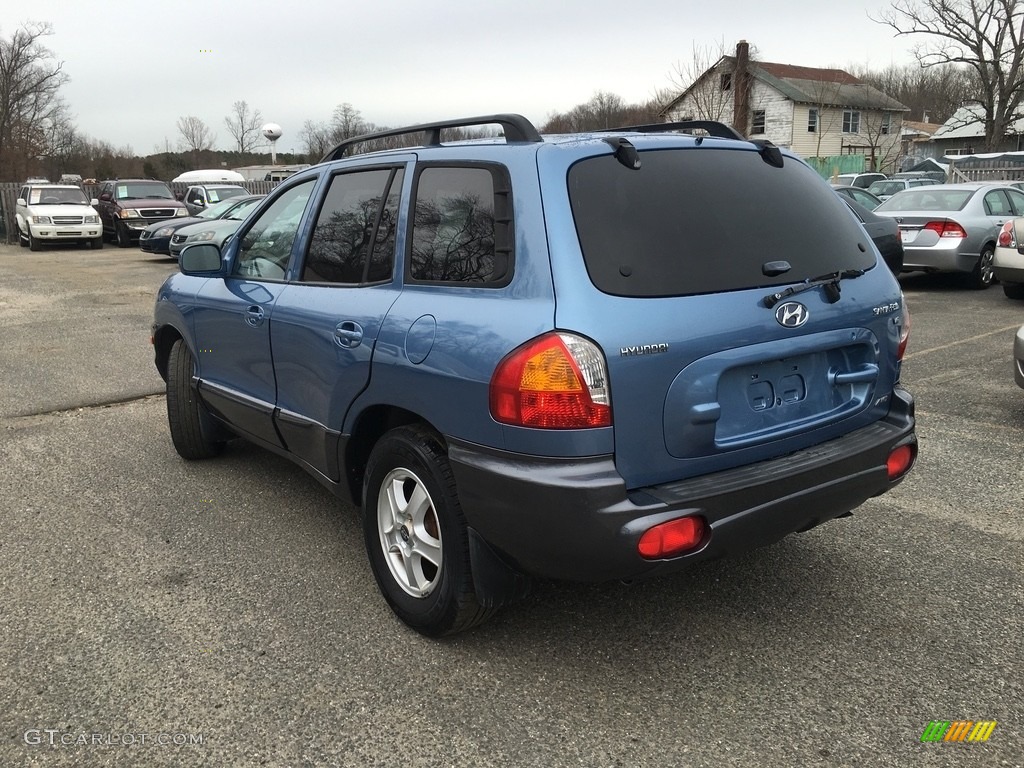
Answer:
[775,301,809,328]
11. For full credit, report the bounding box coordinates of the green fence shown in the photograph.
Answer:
[804,155,866,180]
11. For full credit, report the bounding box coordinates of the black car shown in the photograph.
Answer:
[844,197,903,275]
[139,195,262,256]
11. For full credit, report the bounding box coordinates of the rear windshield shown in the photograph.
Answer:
[567,148,874,297]
[868,181,907,196]
[875,189,972,212]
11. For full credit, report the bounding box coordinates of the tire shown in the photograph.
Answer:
[115,221,131,248]
[1003,282,1024,300]
[90,236,103,250]
[18,228,28,248]
[28,231,41,251]
[968,245,995,289]
[166,339,225,460]
[363,425,494,636]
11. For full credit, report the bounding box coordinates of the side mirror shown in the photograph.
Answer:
[179,243,226,275]
[16,198,25,206]
[90,198,99,206]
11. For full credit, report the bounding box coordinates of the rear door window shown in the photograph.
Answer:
[567,148,874,298]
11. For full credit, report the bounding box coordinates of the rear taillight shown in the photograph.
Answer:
[997,220,1016,248]
[638,516,706,559]
[897,297,910,362]
[923,220,967,239]
[887,443,916,480]
[489,332,610,428]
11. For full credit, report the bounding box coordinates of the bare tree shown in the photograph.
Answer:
[660,39,736,122]
[223,100,263,153]
[541,91,662,133]
[176,115,216,152]
[330,103,367,142]
[301,118,333,159]
[0,22,71,181]
[852,61,975,124]
[876,0,1024,150]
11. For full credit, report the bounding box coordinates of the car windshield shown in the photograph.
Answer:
[29,187,90,205]
[199,198,243,219]
[115,182,174,200]
[868,181,907,196]
[226,198,261,220]
[876,189,973,212]
[206,187,246,204]
[568,147,875,297]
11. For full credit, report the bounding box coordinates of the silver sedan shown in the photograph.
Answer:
[875,182,1024,289]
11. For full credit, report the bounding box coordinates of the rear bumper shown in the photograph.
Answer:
[901,241,977,274]
[449,387,916,582]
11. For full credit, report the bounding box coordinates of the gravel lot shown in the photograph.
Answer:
[1,242,1021,767]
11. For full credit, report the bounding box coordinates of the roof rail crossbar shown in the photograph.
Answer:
[320,113,543,163]
[597,120,745,141]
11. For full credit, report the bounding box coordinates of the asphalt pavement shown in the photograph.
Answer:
[1,243,1021,767]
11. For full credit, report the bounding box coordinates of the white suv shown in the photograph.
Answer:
[16,184,103,251]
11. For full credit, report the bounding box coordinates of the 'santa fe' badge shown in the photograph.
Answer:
[775,301,809,328]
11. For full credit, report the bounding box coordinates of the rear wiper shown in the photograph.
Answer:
[762,269,865,308]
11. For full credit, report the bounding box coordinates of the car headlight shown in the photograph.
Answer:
[174,209,189,217]
[191,231,217,242]
[119,209,140,219]
[84,215,100,224]
[30,216,52,224]
[155,226,176,237]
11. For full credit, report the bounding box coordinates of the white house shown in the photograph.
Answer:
[660,41,909,172]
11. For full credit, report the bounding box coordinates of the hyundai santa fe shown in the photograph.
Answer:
[151,114,916,636]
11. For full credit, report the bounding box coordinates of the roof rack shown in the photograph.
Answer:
[597,120,745,141]
[319,113,543,163]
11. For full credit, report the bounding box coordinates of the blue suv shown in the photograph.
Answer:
[152,114,916,636]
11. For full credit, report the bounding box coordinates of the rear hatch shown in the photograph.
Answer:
[541,141,905,489]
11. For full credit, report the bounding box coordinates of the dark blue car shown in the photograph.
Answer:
[151,114,916,636]
[139,195,262,256]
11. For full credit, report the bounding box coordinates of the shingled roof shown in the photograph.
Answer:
[661,57,909,114]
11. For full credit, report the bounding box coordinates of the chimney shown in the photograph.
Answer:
[733,40,750,136]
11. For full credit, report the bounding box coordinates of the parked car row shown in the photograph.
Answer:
[140,194,264,258]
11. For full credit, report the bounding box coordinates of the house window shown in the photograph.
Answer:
[720,73,732,91]
[808,109,819,133]
[880,112,892,135]
[751,110,766,134]
[843,110,861,134]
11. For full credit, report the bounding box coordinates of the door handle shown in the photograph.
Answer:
[335,321,364,348]
[830,364,879,386]
[245,305,265,327]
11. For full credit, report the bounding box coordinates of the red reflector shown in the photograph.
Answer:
[638,517,706,559]
[887,444,915,480]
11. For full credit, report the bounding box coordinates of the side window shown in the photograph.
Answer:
[233,180,315,281]
[302,167,403,284]
[1006,189,1024,216]
[983,191,1009,217]
[19,186,28,201]
[408,165,512,285]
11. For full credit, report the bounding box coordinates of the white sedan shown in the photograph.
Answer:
[994,218,1024,299]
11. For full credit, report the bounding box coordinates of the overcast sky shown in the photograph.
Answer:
[5,0,916,156]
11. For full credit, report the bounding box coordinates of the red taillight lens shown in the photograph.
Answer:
[638,517,706,559]
[997,220,1015,248]
[490,332,611,428]
[897,299,910,362]
[887,444,916,480]
[923,220,967,239]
